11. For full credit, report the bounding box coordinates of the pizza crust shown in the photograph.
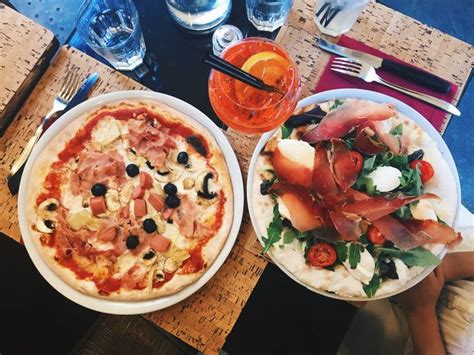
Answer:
[251,99,458,298]
[25,99,234,301]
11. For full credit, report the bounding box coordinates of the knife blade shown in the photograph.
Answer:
[7,72,99,195]
[317,38,452,93]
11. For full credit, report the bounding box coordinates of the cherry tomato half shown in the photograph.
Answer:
[350,151,364,173]
[367,226,386,245]
[306,243,337,267]
[409,160,435,184]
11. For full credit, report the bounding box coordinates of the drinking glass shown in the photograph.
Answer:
[166,0,232,32]
[314,0,369,36]
[76,0,146,71]
[245,0,293,32]
[208,38,301,133]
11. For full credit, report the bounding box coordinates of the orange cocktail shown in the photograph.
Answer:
[208,37,301,133]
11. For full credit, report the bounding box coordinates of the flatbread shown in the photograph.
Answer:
[25,99,233,300]
[251,98,458,298]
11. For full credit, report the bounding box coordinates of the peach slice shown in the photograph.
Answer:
[272,139,314,189]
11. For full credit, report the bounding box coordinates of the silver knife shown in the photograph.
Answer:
[7,72,99,195]
[317,38,452,93]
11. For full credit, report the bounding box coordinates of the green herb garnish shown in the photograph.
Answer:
[363,275,381,297]
[281,124,293,139]
[330,99,344,110]
[261,205,283,254]
[390,123,403,136]
[348,243,364,269]
[336,242,348,263]
[377,247,440,267]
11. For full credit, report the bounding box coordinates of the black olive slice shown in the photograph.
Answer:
[198,172,217,199]
[46,203,58,211]
[143,250,156,260]
[186,136,207,157]
[285,105,326,128]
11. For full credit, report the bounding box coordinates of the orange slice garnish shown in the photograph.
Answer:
[235,51,291,106]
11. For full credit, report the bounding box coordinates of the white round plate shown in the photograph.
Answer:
[247,89,461,301]
[18,91,244,314]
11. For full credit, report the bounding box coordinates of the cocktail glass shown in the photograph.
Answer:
[208,38,301,134]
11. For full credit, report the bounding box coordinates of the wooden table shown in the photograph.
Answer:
[0,1,472,353]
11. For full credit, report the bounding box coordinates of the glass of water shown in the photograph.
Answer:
[76,0,146,71]
[166,0,232,32]
[245,0,293,32]
[314,0,369,37]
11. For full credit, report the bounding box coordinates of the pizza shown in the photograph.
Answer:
[251,98,463,298]
[24,99,233,300]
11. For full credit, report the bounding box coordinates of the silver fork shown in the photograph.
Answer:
[331,57,461,116]
[8,70,81,178]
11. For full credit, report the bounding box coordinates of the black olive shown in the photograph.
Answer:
[285,105,326,128]
[379,259,399,280]
[91,183,107,196]
[165,195,180,208]
[164,183,177,195]
[46,203,57,211]
[186,136,207,156]
[167,219,173,224]
[126,164,139,177]
[407,149,424,163]
[143,250,155,260]
[177,151,189,164]
[129,148,137,155]
[260,180,273,195]
[143,218,157,233]
[282,218,293,228]
[126,235,139,249]
[198,172,217,199]
[44,220,55,229]
[157,170,170,176]
[146,160,155,170]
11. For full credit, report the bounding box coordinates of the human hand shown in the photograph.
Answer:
[395,264,445,317]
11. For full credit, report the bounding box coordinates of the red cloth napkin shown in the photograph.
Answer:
[314,35,458,131]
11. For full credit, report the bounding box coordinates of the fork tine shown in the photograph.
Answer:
[58,70,74,98]
[332,62,361,71]
[65,70,81,101]
[334,57,361,63]
[63,70,77,100]
[331,67,359,77]
[331,64,361,72]
[332,59,362,68]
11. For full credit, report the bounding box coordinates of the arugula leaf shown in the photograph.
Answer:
[363,275,381,297]
[330,99,344,110]
[261,205,283,254]
[283,229,298,244]
[348,243,364,269]
[325,265,336,272]
[399,167,423,196]
[390,123,403,136]
[362,155,377,172]
[336,242,348,263]
[377,247,441,267]
[394,205,412,220]
[354,176,376,195]
[359,234,369,244]
[281,124,293,139]
[390,155,408,170]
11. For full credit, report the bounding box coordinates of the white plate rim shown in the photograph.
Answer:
[18,90,244,314]
[247,88,461,301]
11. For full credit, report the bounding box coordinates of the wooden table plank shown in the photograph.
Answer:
[0,4,56,135]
